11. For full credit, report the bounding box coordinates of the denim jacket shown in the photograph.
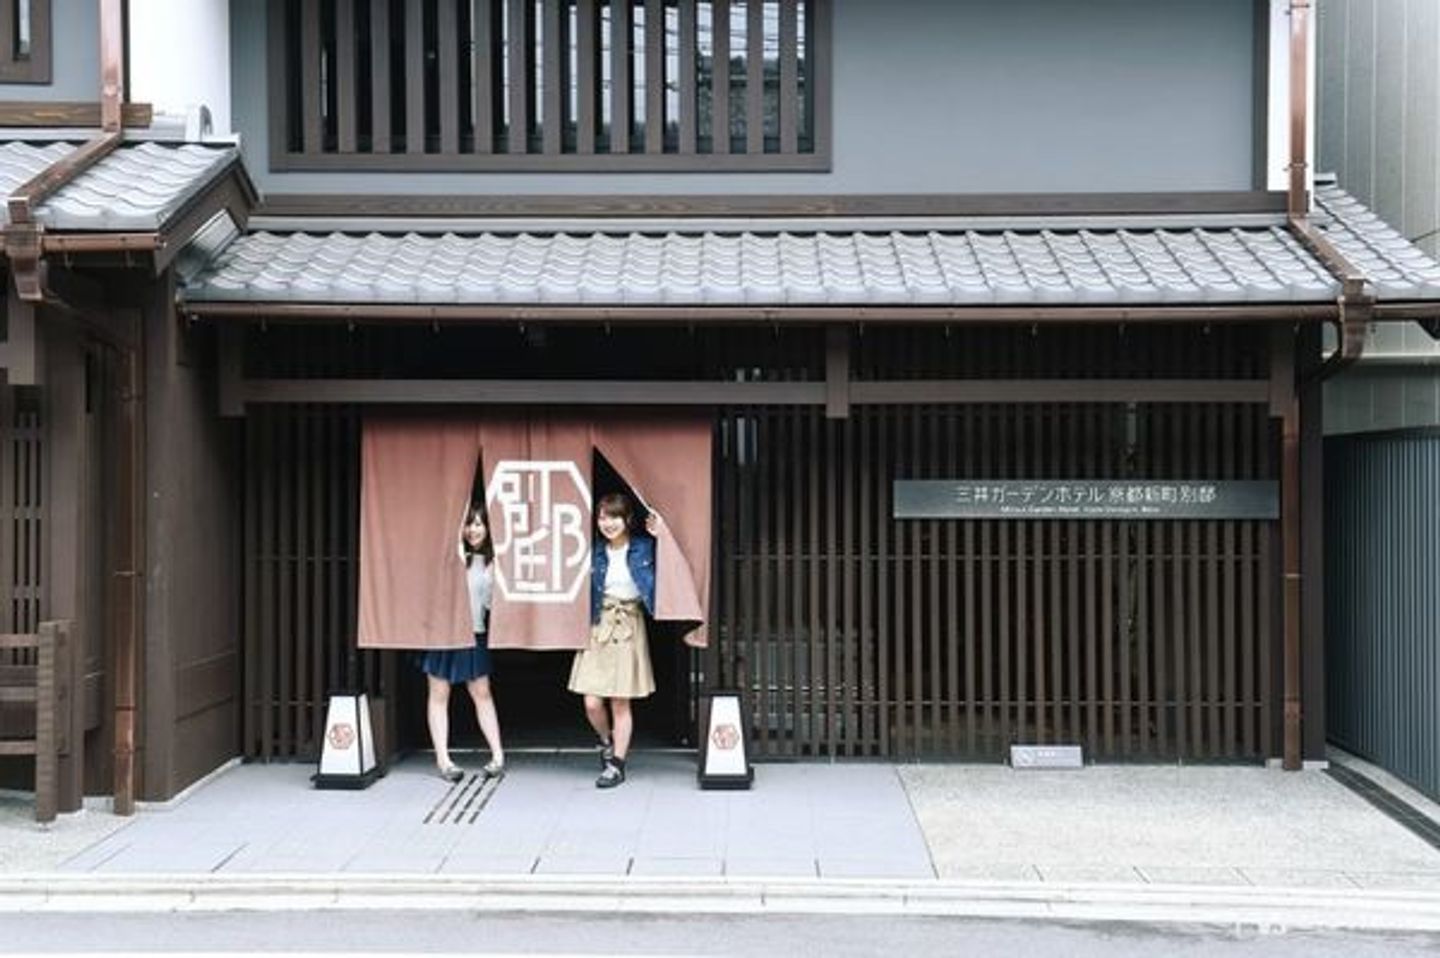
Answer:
[590,532,657,623]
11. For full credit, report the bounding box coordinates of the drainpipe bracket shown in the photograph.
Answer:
[4,222,47,302]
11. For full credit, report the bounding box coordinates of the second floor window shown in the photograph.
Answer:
[0,0,52,84]
[272,0,829,171]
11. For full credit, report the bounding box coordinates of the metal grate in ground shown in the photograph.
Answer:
[423,772,502,825]
[1327,763,1440,853]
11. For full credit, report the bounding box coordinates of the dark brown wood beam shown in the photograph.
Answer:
[0,101,153,128]
[255,190,1289,219]
[220,375,1271,415]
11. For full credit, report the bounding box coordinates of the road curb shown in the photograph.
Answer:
[5,874,1440,932]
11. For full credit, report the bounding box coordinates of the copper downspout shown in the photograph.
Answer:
[94,0,142,817]
[1276,0,1313,773]
[1275,0,1374,772]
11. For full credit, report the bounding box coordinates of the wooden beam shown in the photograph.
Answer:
[1,279,41,385]
[226,376,1272,408]
[0,101,153,128]
[238,378,826,406]
[255,190,1291,218]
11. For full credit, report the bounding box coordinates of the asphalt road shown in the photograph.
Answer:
[3,911,1439,957]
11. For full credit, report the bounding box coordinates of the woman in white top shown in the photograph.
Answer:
[416,506,505,782]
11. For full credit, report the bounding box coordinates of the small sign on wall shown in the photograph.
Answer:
[895,480,1279,521]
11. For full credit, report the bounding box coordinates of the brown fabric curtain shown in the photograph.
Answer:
[357,419,478,650]
[479,416,596,651]
[594,414,711,647]
[357,413,712,652]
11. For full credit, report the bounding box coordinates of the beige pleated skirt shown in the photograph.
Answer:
[567,597,655,699]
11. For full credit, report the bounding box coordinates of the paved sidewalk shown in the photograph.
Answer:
[5,750,1440,931]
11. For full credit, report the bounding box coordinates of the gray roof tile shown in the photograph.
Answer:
[0,140,238,230]
[182,187,1440,309]
[36,141,238,231]
[0,141,81,218]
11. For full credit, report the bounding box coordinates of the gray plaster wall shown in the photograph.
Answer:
[1317,0,1440,433]
[233,0,1260,197]
[0,0,99,101]
[1318,0,1440,261]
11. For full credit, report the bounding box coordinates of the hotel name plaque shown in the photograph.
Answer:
[894,480,1279,521]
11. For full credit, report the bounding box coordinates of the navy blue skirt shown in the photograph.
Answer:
[416,632,492,683]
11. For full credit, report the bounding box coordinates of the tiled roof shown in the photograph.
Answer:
[0,141,80,203]
[181,186,1440,309]
[0,140,239,230]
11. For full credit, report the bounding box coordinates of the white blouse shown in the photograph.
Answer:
[603,543,641,601]
[467,558,492,633]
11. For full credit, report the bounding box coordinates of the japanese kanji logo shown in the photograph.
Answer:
[486,460,592,603]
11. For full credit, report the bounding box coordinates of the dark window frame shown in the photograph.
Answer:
[267,0,831,173]
[0,0,53,85]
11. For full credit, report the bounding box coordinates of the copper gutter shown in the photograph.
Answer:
[43,233,164,254]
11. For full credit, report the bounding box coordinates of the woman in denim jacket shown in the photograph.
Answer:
[567,492,660,788]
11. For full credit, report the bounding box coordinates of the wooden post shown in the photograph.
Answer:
[1270,324,1302,770]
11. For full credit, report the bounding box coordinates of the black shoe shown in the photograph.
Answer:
[438,764,465,783]
[596,760,625,789]
[482,760,506,781]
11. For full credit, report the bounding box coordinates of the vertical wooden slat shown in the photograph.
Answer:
[1049,420,1064,745]
[841,408,857,755]
[542,0,564,154]
[777,0,797,153]
[507,0,532,153]
[807,407,822,753]
[258,413,275,759]
[791,403,806,753]
[0,4,14,71]
[773,402,791,752]
[405,0,425,153]
[1187,409,1204,758]
[678,0,697,154]
[826,414,840,754]
[1011,412,1026,747]
[294,408,311,751]
[370,0,392,153]
[945,404,959,754]
[711,0,730,154]
[473,0,495,153]
[754,407,770,754]
[1149,407,1168,755]
[336,0,358,152]
[963,406,977,754]
[575,0,596,154]
[1171,405,1188,758]
[745,0,764,154]
[1221,405,1237,754]
[242,416,257,754]
[277,413,294,754]
[0,384,14,635]
[301,0,323,154]
[1240,408,1257,756]
[438,0,460,154]
[609,0,631,153]
[313,409,329,747]
[877,402,890,754]
[644,0,664,153]
[912,405,927,753]
[858,404,873,752]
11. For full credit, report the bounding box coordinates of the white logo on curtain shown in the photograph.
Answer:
[487,460,592,603]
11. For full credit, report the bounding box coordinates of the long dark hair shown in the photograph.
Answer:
[460,504,494,567]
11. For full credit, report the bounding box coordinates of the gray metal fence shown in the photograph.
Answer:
[1326,430,1440,799]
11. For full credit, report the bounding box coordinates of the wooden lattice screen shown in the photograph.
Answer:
[0,385,44,640]
[239,324,1280,761]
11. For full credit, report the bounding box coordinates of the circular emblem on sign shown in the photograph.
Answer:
[710,723,740,751]
[486,460,593,604]
[327,723,356,750]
